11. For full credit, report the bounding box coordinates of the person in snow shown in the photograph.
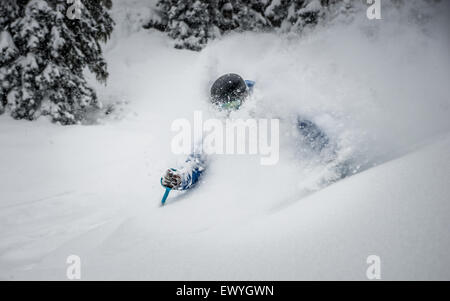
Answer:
[161,73,334,191]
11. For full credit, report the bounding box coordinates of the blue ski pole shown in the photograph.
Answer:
[160,168,179,206]
[161,187,171,205]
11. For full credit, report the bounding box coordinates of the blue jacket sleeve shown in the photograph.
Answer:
[178,153,207,190]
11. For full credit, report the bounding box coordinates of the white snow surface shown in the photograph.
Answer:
[0,0,449,280]
[0,30,17,51]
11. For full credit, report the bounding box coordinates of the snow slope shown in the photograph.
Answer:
[1,119,449,280]
[0,0,449,280]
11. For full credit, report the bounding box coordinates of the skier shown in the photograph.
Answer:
[161,73,254,192]
[160,73,334,203]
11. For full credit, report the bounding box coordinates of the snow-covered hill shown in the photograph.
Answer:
[0,0,449,280]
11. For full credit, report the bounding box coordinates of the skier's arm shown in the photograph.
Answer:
[162,153,207,191]
[177,153,207,190]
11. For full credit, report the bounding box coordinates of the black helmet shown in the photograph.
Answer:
[210,73,248,109]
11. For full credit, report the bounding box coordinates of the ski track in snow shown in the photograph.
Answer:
[0,0,449,280]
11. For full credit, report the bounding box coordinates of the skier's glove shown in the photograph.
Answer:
[161,168,182,189]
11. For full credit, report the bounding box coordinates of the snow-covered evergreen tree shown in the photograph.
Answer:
[148,0,349,51]
[265,0,328,33]
[0,0,114,124]
[153,0,212,51]
[228,0,269,32]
